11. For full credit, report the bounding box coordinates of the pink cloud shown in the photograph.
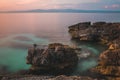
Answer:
[112,4,119,8]
[104,4,120,9]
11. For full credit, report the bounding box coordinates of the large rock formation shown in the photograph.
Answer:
[91,48,120,80]
[69,22,120,80]
[26,43,80,73]
[68,22,120,44]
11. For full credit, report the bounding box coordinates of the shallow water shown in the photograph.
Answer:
[0,13,119,74]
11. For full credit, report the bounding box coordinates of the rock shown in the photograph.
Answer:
[68,22,120,44]
[48,75,95,80]
[26,43,79,73]
[69,22,120,80]
[0,75,99,80]
[0,66,10,75]
[68,22,91,39]
[92,49,120,80]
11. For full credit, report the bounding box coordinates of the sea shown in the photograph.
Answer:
[0,13,120,75]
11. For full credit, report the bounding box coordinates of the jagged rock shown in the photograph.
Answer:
[26,43,79,72]
[68,22,120,44]
[69,22,120,80]
[91,49,120,80]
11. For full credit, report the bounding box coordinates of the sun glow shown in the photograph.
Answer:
[0,0,120,11]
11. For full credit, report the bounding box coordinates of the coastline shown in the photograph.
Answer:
[0,22,120,80]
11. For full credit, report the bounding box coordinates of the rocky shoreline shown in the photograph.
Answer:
[0,75,98,80]
[0,22,120,80]
[68,22,120,44]
[69,22,120,80]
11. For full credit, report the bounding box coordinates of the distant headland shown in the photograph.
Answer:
[0,9,120,13]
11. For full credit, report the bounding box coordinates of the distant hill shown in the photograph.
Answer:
[1,9,120,13]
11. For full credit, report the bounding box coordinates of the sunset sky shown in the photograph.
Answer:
[0,0,120,11]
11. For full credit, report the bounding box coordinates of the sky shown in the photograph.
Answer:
[0,0,120,11]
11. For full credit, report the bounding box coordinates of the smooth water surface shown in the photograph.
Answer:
[0,13,120,74]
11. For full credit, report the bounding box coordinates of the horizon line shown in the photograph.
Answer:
[0,9,120,13]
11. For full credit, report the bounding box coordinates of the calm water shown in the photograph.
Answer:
[0,13,120,74]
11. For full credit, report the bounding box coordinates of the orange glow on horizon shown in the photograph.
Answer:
[0,0,51,11]
[0,0,119,11]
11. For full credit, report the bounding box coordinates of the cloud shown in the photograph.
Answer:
[0,0,120,11]
[112,4,120,8]
[0,0,51,10]
[51,0,100,4]
[104,4,120,9]
[17,0,35,4]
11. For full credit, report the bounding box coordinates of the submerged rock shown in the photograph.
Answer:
[26,43,80,73]
[0,66,10,75]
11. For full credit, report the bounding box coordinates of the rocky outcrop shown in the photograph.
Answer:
[69,22,120,80]
[91,49,120,80]
[26,43,80,73]
[68,22,120,44]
